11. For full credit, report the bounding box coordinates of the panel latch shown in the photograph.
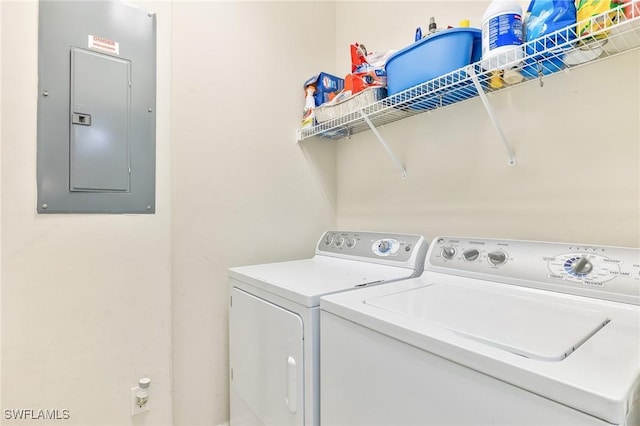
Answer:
[71,112,91,126]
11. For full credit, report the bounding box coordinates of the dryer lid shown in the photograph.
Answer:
[365,284,610,361]
[229,256,416,307]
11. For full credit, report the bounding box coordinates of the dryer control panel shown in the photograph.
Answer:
[317,231,428,271]
[428,237,640,305]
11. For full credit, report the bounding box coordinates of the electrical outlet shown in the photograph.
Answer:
[130,386,150,416]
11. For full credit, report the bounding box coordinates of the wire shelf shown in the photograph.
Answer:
[298,5,640,142]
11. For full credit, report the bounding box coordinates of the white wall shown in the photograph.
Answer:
[1,1,173,425]
[170,2,336,425]
[335,1,640,247]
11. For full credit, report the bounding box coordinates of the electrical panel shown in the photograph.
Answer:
[37,1,156,213]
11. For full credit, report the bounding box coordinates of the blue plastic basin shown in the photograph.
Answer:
[385,28,482,96]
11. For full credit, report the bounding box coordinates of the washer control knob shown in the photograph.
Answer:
[323,235,333,246]
[335,237,345,248]
[571,257,593,275]
[463,249,480,262]
[346,238,357,249]
[441,246,456,260]
[488,251,507,266]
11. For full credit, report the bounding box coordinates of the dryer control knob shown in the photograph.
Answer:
[378,240,391,253]
[441,246,456,260]
[571,257,593,275]
[462,249,480,262]
[335,237,345,248]
[488,251,507,266]
[346,238,357,249]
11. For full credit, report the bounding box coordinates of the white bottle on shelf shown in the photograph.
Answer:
[301,85,316,129]
[481,0,524,71]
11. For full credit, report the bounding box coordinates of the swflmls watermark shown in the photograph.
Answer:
[4,409,70,421]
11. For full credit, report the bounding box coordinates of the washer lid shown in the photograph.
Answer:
[365,284,610,361]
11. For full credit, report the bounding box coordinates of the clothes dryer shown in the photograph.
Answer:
[228,231,428,426]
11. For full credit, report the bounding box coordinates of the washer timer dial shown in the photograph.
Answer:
[567,257,593,276]
[548,253,620,284]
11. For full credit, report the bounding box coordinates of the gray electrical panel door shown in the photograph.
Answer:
[70,48,131,192]
[37,1,156,214]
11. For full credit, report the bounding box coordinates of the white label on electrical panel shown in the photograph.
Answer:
[88,35,120,55]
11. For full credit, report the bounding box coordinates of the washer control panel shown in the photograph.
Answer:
[429,236,640,304]
[317,231,426,266]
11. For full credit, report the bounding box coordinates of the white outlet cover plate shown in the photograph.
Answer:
[130,387,150,416]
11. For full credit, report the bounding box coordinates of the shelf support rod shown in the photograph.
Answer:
[358,109,407,179]
[467,66,517,167]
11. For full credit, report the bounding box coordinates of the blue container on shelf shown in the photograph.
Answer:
[385,28,482,97]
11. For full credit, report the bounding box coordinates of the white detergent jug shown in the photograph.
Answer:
[481,0,524,70]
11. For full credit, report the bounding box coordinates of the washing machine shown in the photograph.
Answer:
[320,236,640,425]
[228,230,428,426]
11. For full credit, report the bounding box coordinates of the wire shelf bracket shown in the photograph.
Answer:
[467,66,517,167]
[358,109,408,179]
